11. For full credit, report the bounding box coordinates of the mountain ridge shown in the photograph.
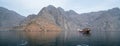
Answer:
[0,7,25,28]
[0,5,120,31]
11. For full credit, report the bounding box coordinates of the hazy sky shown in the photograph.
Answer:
[0,0,120,16]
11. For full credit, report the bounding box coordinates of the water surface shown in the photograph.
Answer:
[0,30,120,46]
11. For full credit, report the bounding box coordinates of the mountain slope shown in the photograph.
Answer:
[19,5,62,31]
[11,5,120,32]
[0,7,25,28]
[73,7,120,31]
[89,8,120,31]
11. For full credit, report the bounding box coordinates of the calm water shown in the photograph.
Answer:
[0,30,120,46]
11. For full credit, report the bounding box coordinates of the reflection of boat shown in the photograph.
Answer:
[76,44,89,46]
[78,28,91,34]
[19,40,28,46]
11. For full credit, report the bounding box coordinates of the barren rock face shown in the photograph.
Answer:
[0,7,25,28]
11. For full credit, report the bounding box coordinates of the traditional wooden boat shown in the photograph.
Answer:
[78,28,91,34]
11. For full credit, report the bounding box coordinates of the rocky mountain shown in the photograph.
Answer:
[18,5,79,31]
[1,5,119,32]
[0,7,25,28]
[89,8,120,31]
[73,7,120,31]
[18,5,62,31]
[19,5,120,32]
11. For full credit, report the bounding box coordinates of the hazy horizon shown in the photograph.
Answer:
[0,0,120,17]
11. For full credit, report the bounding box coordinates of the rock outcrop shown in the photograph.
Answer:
[0,7,25,30]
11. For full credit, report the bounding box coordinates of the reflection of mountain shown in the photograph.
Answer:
[0,7,25,28]
[0,5,120,31]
